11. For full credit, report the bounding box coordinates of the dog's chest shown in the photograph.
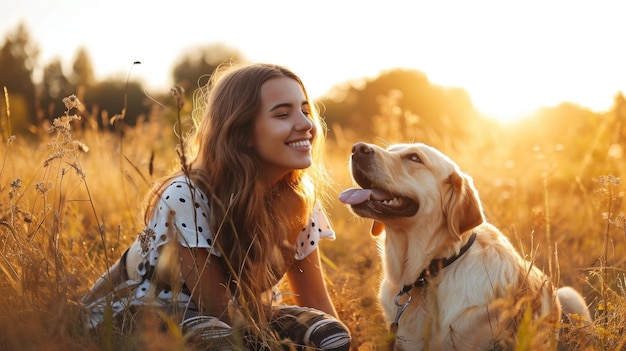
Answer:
[380,285,431,346]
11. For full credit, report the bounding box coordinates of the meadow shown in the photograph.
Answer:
[0,91,624,351]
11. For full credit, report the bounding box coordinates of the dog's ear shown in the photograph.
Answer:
[371,221,385,236]
[446,171,484,238]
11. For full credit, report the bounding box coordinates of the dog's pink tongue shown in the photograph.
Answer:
[339,188,390,205]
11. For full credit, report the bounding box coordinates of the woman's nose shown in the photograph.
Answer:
[295,112,313,131]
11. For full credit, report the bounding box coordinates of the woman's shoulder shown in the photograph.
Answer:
[167,175,196,189]
[294,204,336,260]
[152,175,218,253]
[162,175,207,199]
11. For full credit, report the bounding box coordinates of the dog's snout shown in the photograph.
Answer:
[350,142,375,188]
[352,142,374,158]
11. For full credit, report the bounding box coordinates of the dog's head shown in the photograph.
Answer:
[339,142,484,238]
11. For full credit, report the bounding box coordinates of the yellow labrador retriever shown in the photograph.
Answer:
[339,142,590,350]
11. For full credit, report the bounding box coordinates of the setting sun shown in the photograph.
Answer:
[298,1,626,124]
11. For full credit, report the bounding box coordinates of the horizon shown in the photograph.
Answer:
[1,0,625,122]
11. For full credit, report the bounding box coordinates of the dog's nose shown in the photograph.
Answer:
[352,142,373,158]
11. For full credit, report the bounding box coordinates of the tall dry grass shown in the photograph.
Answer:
[0,90,624,350]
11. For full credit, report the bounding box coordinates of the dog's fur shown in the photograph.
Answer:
[339,142,591,350]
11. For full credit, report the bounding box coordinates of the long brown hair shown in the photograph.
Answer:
[149,63,330,320]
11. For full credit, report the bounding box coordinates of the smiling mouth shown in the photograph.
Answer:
[287,139,311,148]
[339,187,419,217]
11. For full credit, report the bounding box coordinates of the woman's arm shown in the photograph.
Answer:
[179,245,232,323]
[286,247,338,318]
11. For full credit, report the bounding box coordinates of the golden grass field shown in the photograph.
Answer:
[0,93,624,350]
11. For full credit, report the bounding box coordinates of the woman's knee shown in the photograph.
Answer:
[306,318,351,351]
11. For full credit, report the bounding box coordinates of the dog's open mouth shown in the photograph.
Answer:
[339,187,419,217]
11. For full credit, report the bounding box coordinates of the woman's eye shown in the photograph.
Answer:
[409,154,422,163]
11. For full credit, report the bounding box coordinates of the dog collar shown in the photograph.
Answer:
[390,232,477,334]
[403,231,477,292]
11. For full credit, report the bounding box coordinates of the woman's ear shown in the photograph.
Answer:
[446,171,484,238]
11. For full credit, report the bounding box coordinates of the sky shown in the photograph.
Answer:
[1,0,625,122]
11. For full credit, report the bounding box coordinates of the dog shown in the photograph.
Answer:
[339,142,591,350]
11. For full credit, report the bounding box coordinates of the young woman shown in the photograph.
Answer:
[81,63,351,350]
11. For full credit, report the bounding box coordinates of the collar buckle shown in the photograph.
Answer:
[390,290,412,334]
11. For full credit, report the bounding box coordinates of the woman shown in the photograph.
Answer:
[81,63,351,350]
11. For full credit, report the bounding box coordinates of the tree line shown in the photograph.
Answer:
[2,21,626,175]
[0,23,246,136]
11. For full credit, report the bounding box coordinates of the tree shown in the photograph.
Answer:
[0,23,39,132]
[320,68,480,148]
[171,43,246,91]
[85,80,151,129]
[39,58,72,120]
[72,47,95,89]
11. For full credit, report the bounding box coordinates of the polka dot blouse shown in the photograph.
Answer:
[145,175,336,260]
[81,175,335,327]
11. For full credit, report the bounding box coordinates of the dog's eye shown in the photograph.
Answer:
[408,154,423,163]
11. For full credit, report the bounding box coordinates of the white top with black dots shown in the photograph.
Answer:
[143,175,335,261]
[81,175,335,327]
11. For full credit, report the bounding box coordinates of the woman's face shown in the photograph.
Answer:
[251,77,316,184]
